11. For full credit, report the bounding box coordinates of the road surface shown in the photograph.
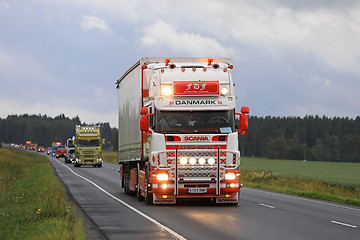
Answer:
[48,154,360,240]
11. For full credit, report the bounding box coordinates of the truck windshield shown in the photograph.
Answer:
[155,110,235,134]
[77,139,100,147]
[67,140,74,147]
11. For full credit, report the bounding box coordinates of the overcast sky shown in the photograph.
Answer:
[1,0,360,127]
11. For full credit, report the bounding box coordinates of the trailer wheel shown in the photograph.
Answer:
[123,163,133,194]
[144,165,153,205]
[137,164,144,201]
[137,180,144,201]
[120,166,124,188]
[124,172,129,194]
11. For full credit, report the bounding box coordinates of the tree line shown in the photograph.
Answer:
[239,115,360,162]
[1,114,359,162]
[0,114,118,151]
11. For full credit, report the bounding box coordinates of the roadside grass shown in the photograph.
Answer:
[240,157,360,206]
[102,150,118,164]
[0,148,86,240]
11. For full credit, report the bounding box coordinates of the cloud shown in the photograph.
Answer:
[80,15,112,32]
[219,2,360,74]
[135,1,360,75]
[139,20,235,57]
[2,2,9,10]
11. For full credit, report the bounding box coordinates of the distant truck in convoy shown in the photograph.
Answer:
[37,145,45,152]
[73,125,104,167]
[116,58,249,205]
[51,142,62,157]
[65,136,75,164]
[29,143,37,151]
[56,145,66,158]
[25,141,32,150]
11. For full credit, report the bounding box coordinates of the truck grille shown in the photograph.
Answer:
[80,150,96,159]
[153,149,239,182]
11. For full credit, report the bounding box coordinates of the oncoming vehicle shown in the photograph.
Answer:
[116,58,249,205]
[65,136,75,164]
[37,146,45,152]
[56,145,66,158]
[73,125,105,167]
[65,152,75,164]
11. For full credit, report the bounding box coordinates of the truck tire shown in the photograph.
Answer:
[137,163,144,201]
[144,166,152,205]
[124,172,129,194]
[123,163,130,194]
[120,167,124,189]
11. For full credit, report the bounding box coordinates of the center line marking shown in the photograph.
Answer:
[330,220,358,229]
[259,203,276,209]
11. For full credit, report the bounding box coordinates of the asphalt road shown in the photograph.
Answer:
[47,154,360,240]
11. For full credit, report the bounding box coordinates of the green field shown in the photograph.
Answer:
[0,147,86,239]
[239,157,360,206]
[240,157,360,187]
[102,150,118,164]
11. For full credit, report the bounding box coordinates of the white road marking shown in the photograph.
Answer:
[58,160,187,240]
[259,203,276,209]
[248,188,360,213]
[330,220,358,229]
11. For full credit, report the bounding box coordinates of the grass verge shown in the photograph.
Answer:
[0,148,86,239]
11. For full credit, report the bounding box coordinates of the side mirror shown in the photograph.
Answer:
[236,106,249,135]
[140,107,148,115]
[241,106,249,114]
[140,115,150,132]
[240,114,248,131]
[102,139,105,146]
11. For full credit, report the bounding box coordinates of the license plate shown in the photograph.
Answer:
[187,188,207,194]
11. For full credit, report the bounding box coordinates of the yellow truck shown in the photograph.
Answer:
[73,125,105,168]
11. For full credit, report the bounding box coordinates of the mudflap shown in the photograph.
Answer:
[215,192,239,204]
[153,194,176,205]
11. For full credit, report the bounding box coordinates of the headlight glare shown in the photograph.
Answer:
[161,85,173,96]
[198,157,206,165]
[189,157,197,165]
[220,87,229,95]
[208,157,215,165]
[156,173,169,181]
[225,172,236,180]
[180,157,188,165]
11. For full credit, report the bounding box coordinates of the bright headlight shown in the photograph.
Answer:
[198,157,206,165]
[208,157,215,165]
[220,87,229,95]
[180,157,188,165]
[156,173,169,181]
[161,85,173,96]
[225,173,236,180]
[189,157,197,165]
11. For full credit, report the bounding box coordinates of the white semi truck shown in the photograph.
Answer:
[116,57,249,205]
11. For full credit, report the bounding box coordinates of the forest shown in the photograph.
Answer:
[239,115,360,162]
[1,114,359,162]
[0,114,118,151]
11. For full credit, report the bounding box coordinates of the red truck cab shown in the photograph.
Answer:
[56,145,67,158]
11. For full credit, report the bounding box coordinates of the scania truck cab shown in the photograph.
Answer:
[117,58,249,205]
[73,125,104,168]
